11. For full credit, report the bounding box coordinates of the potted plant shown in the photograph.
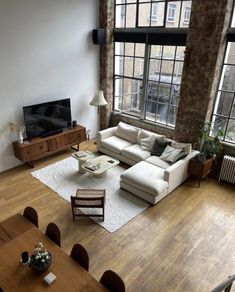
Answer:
[196,122,223,162]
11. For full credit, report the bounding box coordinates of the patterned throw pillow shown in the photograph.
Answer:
[160,145,187,164]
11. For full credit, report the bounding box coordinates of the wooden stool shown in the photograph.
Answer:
[71,189,105,221]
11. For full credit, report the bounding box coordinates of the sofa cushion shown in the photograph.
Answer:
[171,141,192,155]
[137,129,164,144]
[151,137,172,156]
[121,161,168,197]
[122,144,151,162]
[101,136,132,154]
[145,156,171,169]
[139,136,154,151]
[160,145,183,164]
[115,122,139,143]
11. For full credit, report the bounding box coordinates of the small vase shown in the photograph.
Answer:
[18,131,24,144]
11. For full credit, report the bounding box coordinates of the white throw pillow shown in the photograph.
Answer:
[160,145,183,163]
[172,141,192,155]
[137,129,164,144]
[139,136,154,151]
[115,122,139,144]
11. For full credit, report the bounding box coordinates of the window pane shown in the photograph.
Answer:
[180,1,192,27]
[115,42,124,55]
[115,5,125,28]
[220,65,235,91]
[135,43,145,57]
[214,91,234,117]
[125,43,135,56]
[124,57,134,77]
[226,119,235,142]
[126,4,136,28]
[139,3,151,26]
[134,58,144,78]
[115,56,124,75]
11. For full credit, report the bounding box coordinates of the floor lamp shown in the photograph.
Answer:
[90,90,107,132]
[90,90,107,114]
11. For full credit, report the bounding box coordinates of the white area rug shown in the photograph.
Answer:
[31,157,149,233]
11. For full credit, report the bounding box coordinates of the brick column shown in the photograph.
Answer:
[99,0,114,130]
[175,0,233,144]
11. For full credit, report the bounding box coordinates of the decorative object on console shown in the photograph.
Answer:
[30,242,53,272]
[9,122,25,144]
[90,90,107,113]
[72,120,77,127]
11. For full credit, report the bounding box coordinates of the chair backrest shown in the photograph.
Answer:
[45,222,61,247]
[23,206,38,227]
[100,270,125,292]
[211,275,235,292]
[70,243,89,271]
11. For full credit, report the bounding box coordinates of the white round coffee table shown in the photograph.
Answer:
[72,151,94,174]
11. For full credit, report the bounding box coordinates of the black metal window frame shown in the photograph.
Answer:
[211,2,235,145]
[113,1,190,128]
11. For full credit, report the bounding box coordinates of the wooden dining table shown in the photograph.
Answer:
[0,214,108,292]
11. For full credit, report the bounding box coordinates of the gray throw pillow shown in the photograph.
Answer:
[171,150,187,164]
[151,137,172,156]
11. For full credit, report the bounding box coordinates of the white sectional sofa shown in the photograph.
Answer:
[97,122,198,205]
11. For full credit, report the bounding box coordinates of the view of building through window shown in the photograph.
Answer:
[114,0,191,127]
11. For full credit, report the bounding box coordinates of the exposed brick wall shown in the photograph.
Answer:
[174,0,233,145]
[99,0,114,130]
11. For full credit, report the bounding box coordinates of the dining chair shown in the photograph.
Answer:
[23,206,38,227]
[211,274,235,292]
[100,270,125,292]
[45,222,61,247]
[71,188,105,221]
[70,243,89,271]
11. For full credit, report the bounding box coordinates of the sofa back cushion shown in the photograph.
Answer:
[115,122,139,143]
[151,137,172,156]
[137,129,164,144]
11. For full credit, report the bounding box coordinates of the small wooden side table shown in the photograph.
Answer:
[188,158,214,187]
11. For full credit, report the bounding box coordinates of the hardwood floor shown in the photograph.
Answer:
[0,140,235,291]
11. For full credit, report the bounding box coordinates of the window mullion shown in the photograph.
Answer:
[140,44,151,120]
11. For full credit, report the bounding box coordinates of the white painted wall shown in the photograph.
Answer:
[0,0,99,172]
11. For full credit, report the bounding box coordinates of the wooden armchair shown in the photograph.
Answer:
[71,189,105,221]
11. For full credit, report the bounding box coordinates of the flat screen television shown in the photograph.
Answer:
[23,98,72,139]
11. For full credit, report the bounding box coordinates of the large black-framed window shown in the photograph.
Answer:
[211,4,235,145]
[114,0,191,128]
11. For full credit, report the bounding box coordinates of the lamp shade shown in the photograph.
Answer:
[90,90,107,106]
